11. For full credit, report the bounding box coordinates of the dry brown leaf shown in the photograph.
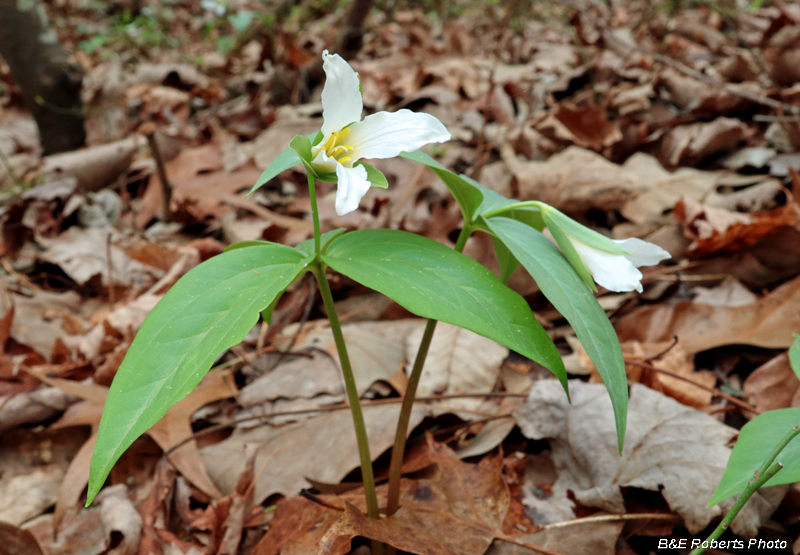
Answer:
[37,227,163,289]
[536,102,622,151]
[201,404,430,504]
[486,520,624,555]
[744,352,800,415]
[249,496,343,555]
[675,197,800,257]
[662,118,750,166]
[0,522,46,555]
[406,322,508,412]
[507,146,646,215]
[41,138,137,193]
[615,272,800,354]
[514,380,785,536]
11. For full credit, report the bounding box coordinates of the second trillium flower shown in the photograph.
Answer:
[307,50,450,216]
[543,207,670,293]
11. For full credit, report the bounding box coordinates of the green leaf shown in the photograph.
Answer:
[260,295,280,325]
[322,229,567,389]
[486,217,628,450]
[88,244,311,504]
[790,335,800,382]
[491,235,519,284]
[708,408,800,506]
[358,162,389,189]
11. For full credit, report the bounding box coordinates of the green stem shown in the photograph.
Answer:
[690,462,783,555]
[480,200,547,220]
[690,424,800,555]
[307,173,321,254]
[385,225,472,517]
[315,266,380,520]
[306,174,381,555]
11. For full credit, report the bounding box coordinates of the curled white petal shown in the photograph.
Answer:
[321,50,363,137]
[335,163,371,216]
[613,237,671,267]
[567,234,671,293]
[346,109,450,161]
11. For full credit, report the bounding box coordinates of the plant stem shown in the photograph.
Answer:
[690,424,800,555]
[690,462,783,555]
[307,173,321,254]
[315,267,381,520]
[385,225,472,517]
[306,174,380,532]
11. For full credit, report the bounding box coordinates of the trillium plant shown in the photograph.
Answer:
[88,50,681,547]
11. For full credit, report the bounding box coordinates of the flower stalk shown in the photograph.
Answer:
[307,174,380,523]
[385,224,472,517]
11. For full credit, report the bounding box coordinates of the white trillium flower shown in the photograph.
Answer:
[312,50,451,216]
[565,234,671,293]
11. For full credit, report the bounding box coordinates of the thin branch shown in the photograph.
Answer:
[540,512,680,531]
[624,359,760,414]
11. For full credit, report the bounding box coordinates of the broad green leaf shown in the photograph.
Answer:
[358,162,389,189]
[400,150,483,221]
[88,244,311,504]
[790,335,800,381]
[486,217,628,450]
[708,408,800,506]
[322,229,567,389]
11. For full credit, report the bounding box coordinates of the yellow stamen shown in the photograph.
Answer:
[337,156,352,163]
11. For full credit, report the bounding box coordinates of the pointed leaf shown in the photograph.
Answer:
[709,408,800,506]
[491,235,519,284]
[322,229,567,388]
[88,244,311,504]
[486,217,628,450]
[247,147,302,196]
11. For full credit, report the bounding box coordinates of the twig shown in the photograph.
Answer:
[540,512,680,531]
[140,123,173,222]
[163,391,527,458]
[624,359,760,414]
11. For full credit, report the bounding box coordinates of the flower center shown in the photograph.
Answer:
[321,128,354,163]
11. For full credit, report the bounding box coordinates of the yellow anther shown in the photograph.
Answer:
[337,156,352,163]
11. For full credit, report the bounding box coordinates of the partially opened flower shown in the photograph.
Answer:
[542,207,670,293]
[309,50,451,215]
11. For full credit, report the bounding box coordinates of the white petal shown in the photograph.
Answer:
[570,236,645,293]
[346,109,450,161]
[321,50,363,137]
[614,237,671,267]
[311,149,338,174]
[335,163,371,216]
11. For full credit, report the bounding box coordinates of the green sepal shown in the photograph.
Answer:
[545,216,597,291]
[289,134,313,162]
[542,207,629,255]
[357,162,389,189]
[247,131,323,197]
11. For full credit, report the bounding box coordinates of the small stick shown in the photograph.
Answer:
[624,359,760,415]
[540,512,680,531]
[140,123,173,222]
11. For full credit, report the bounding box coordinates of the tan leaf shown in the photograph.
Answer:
[514,380,785,536]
